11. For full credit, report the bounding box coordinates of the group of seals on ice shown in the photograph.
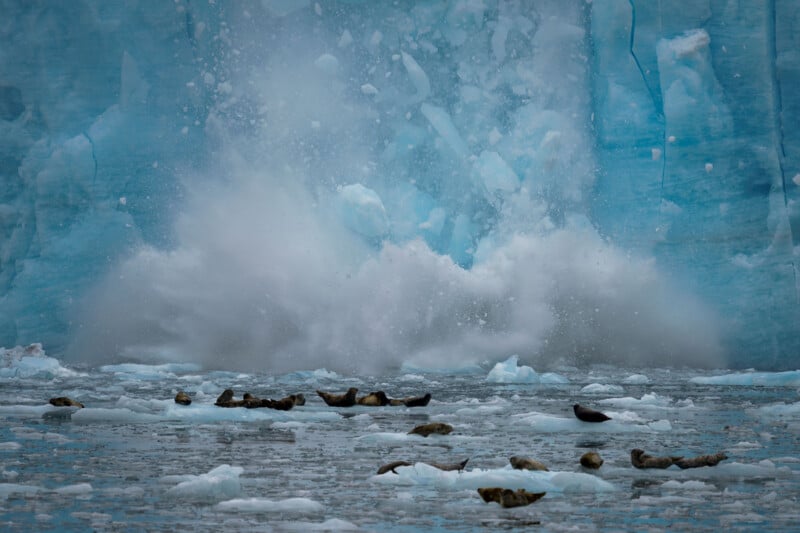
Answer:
[631,448,728,469]
[213,389,306,411]
[316,388,431,408]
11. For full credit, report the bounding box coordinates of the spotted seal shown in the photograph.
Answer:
[316,387,358,407]
[674,452,727,469]
[477,487,546,508]
[389,393,432,407]
[174,391,192,405]
[408,422,453,437]
[630,448,682,469]
[357,391,390,406]
[509,456,548,471]
[48,397,84,408]
[580,451,603,469]
[573,403,611,422]
[377,458,468,475]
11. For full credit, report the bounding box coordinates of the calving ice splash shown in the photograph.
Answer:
[1,1,797,370]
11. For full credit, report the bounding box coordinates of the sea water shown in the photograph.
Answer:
[1,348,799,531]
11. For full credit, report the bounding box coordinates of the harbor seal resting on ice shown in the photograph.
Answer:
[509,456,549,471]
[49,397,84,408]
[674,452,728,469]
[389,393,432,407]
[174,391,192,405]
[630,448,682,469]
[580,451,604,469]
[573,404,611,422]
[408,422,453,437]
[357,391,390,406]
[316,387,358,407]
[477,487,546,508]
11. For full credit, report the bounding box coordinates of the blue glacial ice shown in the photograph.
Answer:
[0,0,798,371]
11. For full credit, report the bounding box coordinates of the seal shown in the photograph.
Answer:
[377,460,413,475]
[48,397,84,408]
[261,393,305,411]
[174,391,192,405]
[630,448,682,469]
[377,458,468,475]
[389,393,432,407]
[357,391,390,406]
[573,403,611,422]
[477,487,546,508]
[408,422,453,437]
[509,456,548,471]
[580,451,603,469]
[215,389,237,407]
[674,452,727,469]
[316,387,358,407]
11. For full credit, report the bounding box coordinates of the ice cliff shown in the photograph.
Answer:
[0,0,797,370]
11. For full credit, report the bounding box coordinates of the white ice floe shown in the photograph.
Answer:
[514,411,671,433]
[355,431,479,446]
[581,383,624,394]
[0,344,80,379]
[371,463,616,493]
[99,362,201,380]
[165,465,243,501]
[486,355,568,384]
[755,401,800,418]
[623,374,651,384]
[0,442,21,451]
[690,370,800,387]
[279,518,359,531]
[0,483,40,499]
[217,497,323,514]
[597,392,694,410]
[54,483,93,495]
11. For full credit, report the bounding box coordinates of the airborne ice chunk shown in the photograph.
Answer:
[472,151,519,206]
[420,103,469,159]
[261,0,311,17]
[401,52,430,101]
[165,465,243,501]
[313,53,339,75]
[338,30,353,48]
[336,184,389,239]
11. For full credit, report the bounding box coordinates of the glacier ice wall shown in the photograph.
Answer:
[0,0,797,370]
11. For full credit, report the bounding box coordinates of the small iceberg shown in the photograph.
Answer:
[690,370,800,387]
[164,465,243,501]
[0,344,79,379]
[486,355,568,384]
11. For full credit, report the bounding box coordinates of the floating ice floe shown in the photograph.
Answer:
[690,370,800,387]
[486,355,568,384]
[371,463,616,494]
[581,383,624,394]
[513,411,671,433]
[99,362,202,380]
[754,401,800,418]
[0,344,80,379]
[217,497,324,514]
[597,392,695,411]
[278,518,359,531]
[54,483,93,495]
[164,465,243,501]
[355,431,480,446]
[0,483,40,499]
[623,374,651,384]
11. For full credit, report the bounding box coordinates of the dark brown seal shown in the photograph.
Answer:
[674,452,728,469]
[215,389,237,407]
[174,391,192,406]
[48,397,84,408]
[573,403,611,422]
[261,393,305,411]
[509,456,548,471]
[377,460,413,475]
[389,393,432,407]
[580,451,603,469]
[630,448,682,469]
[316,387,358,407]
[357,391,390,406]
[408,422,453,437]
[477,487,546,508]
